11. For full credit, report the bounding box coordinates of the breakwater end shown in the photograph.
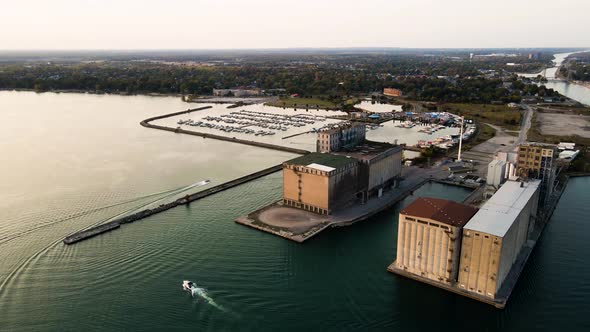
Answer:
[63,164,284,245]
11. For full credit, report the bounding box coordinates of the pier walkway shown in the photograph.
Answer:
[63,164,284,245]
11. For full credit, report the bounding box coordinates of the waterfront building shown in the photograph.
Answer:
[333,141,402,200]
[282,153,360,215]
[457,180,540,299]
[316,122,366,153]
[383,88,403,97]
[516,142,557,202]
[395,198,479,285]
[212,88,262,97]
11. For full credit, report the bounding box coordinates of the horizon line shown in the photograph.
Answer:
[1,46,589,53]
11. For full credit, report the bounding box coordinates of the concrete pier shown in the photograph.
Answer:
[235,172,446,243]
[63,164,284,245]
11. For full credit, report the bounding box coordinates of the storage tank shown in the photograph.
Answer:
[486,160,506,187]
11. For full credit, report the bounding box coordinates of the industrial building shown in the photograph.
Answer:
[282,121,402,215]
[516,142,557,202]
[282,153,360,215]
[316,122,366,153]
[517,143,557,179]
[333,141,402,200]
[486,159,507,188]
[395,198,479,285]
[212,88,262,97]
[457,180,540,299]
[383,88,403,97]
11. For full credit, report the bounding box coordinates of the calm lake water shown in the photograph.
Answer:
[0,91,589,331]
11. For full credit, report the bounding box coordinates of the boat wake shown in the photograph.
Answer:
[0,180,211,247]
[183,280,226,312]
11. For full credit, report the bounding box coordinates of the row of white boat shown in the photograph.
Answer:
[202,116,289,131]
[395,121,417,129]
[416,125,476,149]
[417,124,448,135]
[177,119,276,136]
[177,109,332,137]
[219,110,327,128]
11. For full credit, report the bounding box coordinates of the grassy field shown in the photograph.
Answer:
[440,103,522,130]
[463,122,497,150]
[266,97,337,109]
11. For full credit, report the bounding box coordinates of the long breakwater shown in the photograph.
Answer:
[63,164,284,244]
[140,106,311,155]
[64,105,311,244]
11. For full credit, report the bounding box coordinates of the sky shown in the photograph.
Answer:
[1,0,589,50]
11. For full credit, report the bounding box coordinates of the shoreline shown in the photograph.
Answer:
[0,87,186,98]
[571,80,590,89]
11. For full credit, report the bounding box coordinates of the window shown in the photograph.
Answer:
[406,217,415,221]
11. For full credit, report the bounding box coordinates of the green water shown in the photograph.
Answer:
[1,92,589,331]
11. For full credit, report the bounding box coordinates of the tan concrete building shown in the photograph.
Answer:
[282,153,360,215]
[317,122,366,153]
[458,180,540,299]
[395,198,479,285]
[383,88,403,97]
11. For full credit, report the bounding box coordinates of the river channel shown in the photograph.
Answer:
[520,51,590,106]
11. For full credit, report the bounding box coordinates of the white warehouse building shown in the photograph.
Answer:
[457,180,540,300]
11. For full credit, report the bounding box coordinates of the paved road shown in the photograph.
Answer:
[461,104,534,176]
[514,104,533,147]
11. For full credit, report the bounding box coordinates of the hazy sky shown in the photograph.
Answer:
[1,0,588,50]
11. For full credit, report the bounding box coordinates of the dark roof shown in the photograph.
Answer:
[332,140,401,162]
[284,152,356,169]
[401,197,478,227]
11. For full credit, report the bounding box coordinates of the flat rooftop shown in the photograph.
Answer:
[520,142,557,149]
[464,180,540,237]
[333,140,401,161]
[318,121,364,133]
[401,197,479,227]
[284,152,355,169]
